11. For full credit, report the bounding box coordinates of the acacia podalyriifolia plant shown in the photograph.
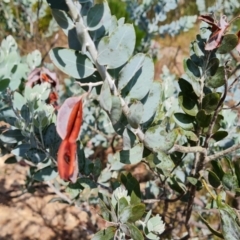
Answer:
[1,0,240,239]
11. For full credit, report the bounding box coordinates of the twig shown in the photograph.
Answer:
[228,74,240,90]
[204,63,228,147]
[223,100,240,109]
[41,33,59,65]
[87,124,112,140]
[205,143,240,163]
[199,51,210,108]
[47,181,73,204]
[168,144,240,167]
[75,81,103,88]
[168,144,207,155]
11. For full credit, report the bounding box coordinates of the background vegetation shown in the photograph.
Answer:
[1,0,240,239]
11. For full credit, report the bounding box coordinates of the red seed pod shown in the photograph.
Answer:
[56,95,84,182]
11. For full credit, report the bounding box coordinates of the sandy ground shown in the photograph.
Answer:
[0,156,99,240]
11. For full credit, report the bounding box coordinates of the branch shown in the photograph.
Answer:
[168,144,207,155]
[47,181,73,205]
[65,0,145,142]
[170,143,240,164]
[228,74,240,91]
[205,143,240,163]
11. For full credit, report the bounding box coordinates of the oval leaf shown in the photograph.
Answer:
[0,79,10,91]
[196,109,211,128]
[110,96,122,125]
[206,66,225,88]
[87,1,111,31]
[144,125,177,152]
[49,48,95,79]
[211,131,228,142]
[173,113,195,130]
[51,9,74,35]
[92,226,116,240]
[178,93,198,116]
[208,170,221,188]
[127,101,143,128]
[33,166,58,182]
[202,93,221,114]
[97,24,136,68]
[122,128,136,150]
[186,58,201,78]
[206,58,219,77]
[99,80,112,112]
[140,81,161,124]
[121,55,154,101]
[154,151,175,177]
[0,129,24,144]
[118,53,145,90]
[217,34,238,54]
[119,143,143,165]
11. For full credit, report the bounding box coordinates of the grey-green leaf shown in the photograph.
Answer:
[125,223,144,240]
[26,148,47,164]
[0,129,24,144]
[119,143,143,164]
[33,166,58,181]
[97,24,136,68]
[11,143,31,157]
[51,9,74,35]
[118,53,145,90]
[182,130,198,141]
[13,91,26,111]
[144,125,177,152]
[110,96,122,125]
[99,80,112,113]
[87,0,111,31]
[49,47,95,79]
[222,173,239,191]
[122,128,136,150]
[178,93,198,116]
[145,214,165,239]
[173,113,195,130]
[26,50,41,69]
[154,151,175,177]
[119,205,132,223]
[140,81,161,124]
[216,197,240,240]
[92,226,116,240]
[185,58,201,78]
[127,101,143,128]
[121,54,154,101]
[128,203,145,222]
[98,199,111,222]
